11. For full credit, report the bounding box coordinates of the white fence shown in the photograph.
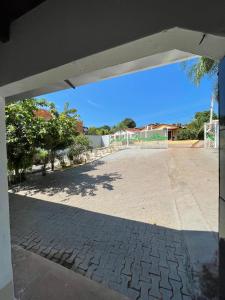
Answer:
[204,121,219,149]
[109,129,168,149]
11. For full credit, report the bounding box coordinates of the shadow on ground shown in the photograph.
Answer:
[9,193,218,299]
[10,160,122,198]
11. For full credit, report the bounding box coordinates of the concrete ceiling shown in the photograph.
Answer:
[3,27,225,103]
[0,0,45,42]
[0,1,224,102]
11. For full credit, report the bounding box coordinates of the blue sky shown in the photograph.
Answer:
[37,59,217,127]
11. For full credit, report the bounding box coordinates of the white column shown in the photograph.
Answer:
[204,123,207,148]
[0,97,14,300]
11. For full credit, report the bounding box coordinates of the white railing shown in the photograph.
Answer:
[109,129,168,149]
[204,121,219,149]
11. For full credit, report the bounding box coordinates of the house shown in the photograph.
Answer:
[113,124,181,140]
[34,109,85,134]
[33,109,52,121]
[113,128,141,139]
[142,123,182,140]
[76,121,85,134]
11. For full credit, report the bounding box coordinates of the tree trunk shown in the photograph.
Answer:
[42,163,46,176]
[50,150,55,171]
[14,168,20,183]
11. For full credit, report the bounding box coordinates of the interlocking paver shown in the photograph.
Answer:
[168,260,181,282]
[10,196,195,299]
[10,152,195,300]
[149,274,161,298]
[139,281,150,300]
[129,262,141,290]
[160,267,172,290]
[179,271,193,296]
[140,261,151,282]
[149,256,160,276]
[170,279,183,300]
[182,295,193,300]
[160,287,173,299]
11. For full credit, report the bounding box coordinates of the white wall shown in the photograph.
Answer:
[101,135,110,147]
[87,135,102,149]
[0,98,14,299]
[87,135,110,149]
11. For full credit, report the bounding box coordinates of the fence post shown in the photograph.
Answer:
[204,123,207,148]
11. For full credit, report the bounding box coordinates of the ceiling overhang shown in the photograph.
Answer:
[2,27,225,103]
[0,1,45,42]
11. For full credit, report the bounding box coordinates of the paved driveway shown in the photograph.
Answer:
[9,148,218,299]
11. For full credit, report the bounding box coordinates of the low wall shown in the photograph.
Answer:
[168,140,204,148]
[87,135,110,149]
[101,135,110,147]
[86,135,102,148]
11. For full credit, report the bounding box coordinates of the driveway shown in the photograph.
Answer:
[9,148,218,299]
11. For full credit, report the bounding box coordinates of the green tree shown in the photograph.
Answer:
[121,118,136,128]
[177,110,218,140]
[6,98,48,182]
[88,125,112,135]
[194,111,217,124]
[111,121,129,133]
[182,57,218,85]
[182,57,219,99]
[6,99,80,182]
[177,128,197,140]
[88,127,98,135]
[40,102,79,171]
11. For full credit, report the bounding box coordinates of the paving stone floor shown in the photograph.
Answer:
[10,193,194,300]
[10,148,218,299]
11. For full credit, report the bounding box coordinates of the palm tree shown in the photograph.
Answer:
[182,57,219,99]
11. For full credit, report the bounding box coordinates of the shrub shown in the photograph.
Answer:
[35,148,49,175]
[68,135,91,164]
[177,128,197,140]
[56,152,67,168]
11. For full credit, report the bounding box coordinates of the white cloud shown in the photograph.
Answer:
[87,99,103,109]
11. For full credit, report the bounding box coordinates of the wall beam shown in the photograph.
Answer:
[0,97,14,300]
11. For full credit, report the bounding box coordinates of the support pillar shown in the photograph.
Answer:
[0,97,14,300]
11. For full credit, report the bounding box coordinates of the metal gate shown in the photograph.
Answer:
[204,121,219,149]
[110,129,168,149]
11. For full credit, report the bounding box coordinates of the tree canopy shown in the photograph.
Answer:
[177,110,218,140]
[6,98,47,179]
[6,98,79,181]
[182,57,218,86]
[88,118,137,135]
[121,118,136,128]
[39,102,79,170]
[88,126,112,135]
[181,57,219,102]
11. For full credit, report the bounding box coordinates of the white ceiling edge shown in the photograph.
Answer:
[68,50,195,88]
[6,50,195,102]
[2,27,225,102]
